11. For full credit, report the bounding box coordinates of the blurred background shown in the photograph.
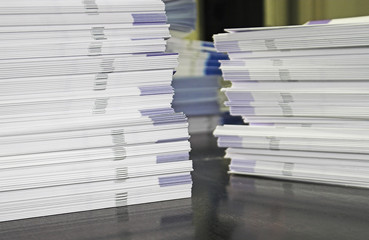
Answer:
[189,0,369,41]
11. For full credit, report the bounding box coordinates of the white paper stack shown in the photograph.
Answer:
[0,0,193,222]
[168,38,227,116]
[163,0,196,37]
[214,16,369,188]
[163,0,227,133]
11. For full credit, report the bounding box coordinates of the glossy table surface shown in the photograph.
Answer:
[1,133,369,240]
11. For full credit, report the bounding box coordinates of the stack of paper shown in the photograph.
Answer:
[0,0,192,222]
[214,16,369,188]
[168,38,226,115]
[163,0,228,133]
[163,0,196,37]
[167,38,228,132]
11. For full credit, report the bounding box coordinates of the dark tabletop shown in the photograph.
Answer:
[1,133,369,240]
